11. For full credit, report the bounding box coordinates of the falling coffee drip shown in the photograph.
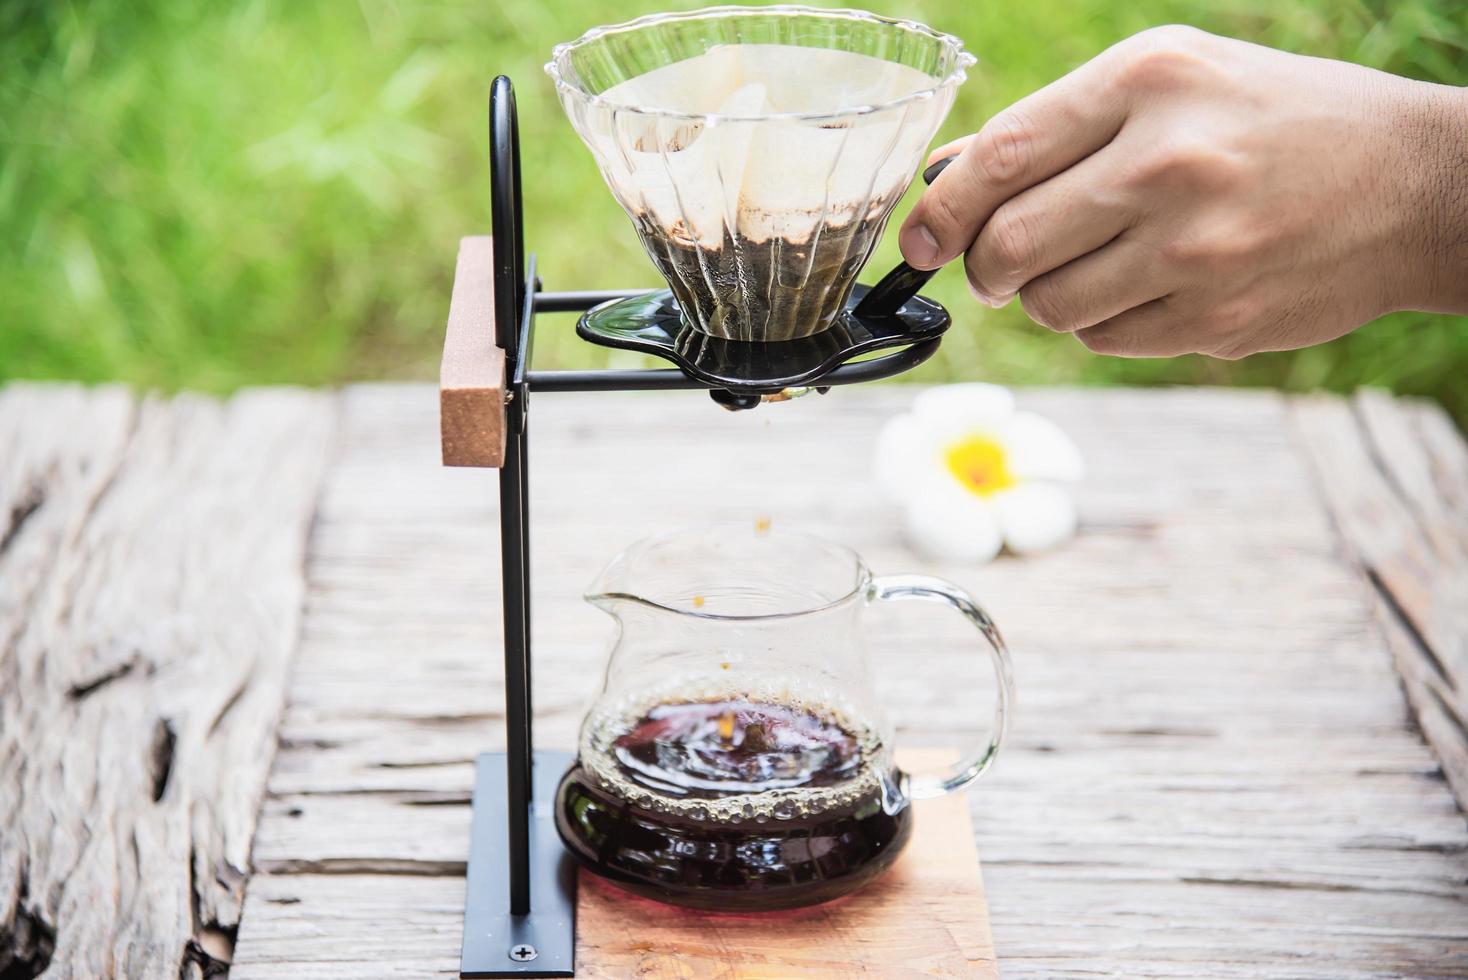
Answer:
[634,202,896,342]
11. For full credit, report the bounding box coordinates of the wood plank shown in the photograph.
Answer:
[230,875,465,979]
[236,385,1468,978]
[0,384,335,978]
[1291,391,1468,812]
[440,236,507,468]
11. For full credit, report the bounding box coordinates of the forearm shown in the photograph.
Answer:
[1400,80,1468,314]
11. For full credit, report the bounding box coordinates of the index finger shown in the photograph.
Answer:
[898,50,1135,271]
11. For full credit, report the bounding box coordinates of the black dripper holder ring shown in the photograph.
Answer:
[443,77,955,978]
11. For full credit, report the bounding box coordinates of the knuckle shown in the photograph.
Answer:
[927,189,963,233]
[974,111,1035,186]
[1076,326,1124,355]
[1208,297,1258,336]
[1019,277,1076,332]
[1132,138,1245,192]
[1158,234,1209,268]
[922,188,968,241]
[1186,301,1254,358]
[1114,27,1214,93]
[1158,222,1259,272]
[1206,324,1256,359]
[984,208,1039,282]
[964,255,1002,301]
[1133,24,1210,52]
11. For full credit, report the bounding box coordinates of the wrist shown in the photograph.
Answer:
[1398,81,1468,314]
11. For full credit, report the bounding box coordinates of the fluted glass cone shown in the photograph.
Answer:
[547,7,973,341]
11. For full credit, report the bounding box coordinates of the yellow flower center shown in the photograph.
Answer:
[944,435,1015,497]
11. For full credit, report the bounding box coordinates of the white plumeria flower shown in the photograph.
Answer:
[875,384,1084,563]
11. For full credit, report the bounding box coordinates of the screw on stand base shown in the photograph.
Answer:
[460,751,576,978]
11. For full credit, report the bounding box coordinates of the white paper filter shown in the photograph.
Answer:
[591,45,942,246]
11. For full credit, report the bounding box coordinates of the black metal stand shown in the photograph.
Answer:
[458,75,950,978]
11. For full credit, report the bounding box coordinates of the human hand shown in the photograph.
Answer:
[899,26,1468,358]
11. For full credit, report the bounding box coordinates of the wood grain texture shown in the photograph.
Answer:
[1291,390,1468,813]
[0,383,334,979]
[231,385,1467,978]
[440,236,507,469]
[232,875,465,978]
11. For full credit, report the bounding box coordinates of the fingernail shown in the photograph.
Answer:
[900,224,940,269]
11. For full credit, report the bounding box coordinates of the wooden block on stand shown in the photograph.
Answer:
[575,748,997,978]
[440,235,507,468]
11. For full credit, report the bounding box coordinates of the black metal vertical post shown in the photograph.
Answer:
[496,405,531,917]
[490,74,532,918]
[517,386,534,784]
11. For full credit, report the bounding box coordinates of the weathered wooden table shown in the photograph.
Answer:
[2,381,1465,978]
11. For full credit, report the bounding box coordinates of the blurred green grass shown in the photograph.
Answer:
[3,0,1466,418]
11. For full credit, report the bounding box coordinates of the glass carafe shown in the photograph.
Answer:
[546,7,974,341]
[555,524,1014,910]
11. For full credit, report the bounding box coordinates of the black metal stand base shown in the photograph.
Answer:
[460,751,577,978]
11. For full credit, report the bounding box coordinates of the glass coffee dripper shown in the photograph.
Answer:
[547,7,974,342]
[555,524,1014,910]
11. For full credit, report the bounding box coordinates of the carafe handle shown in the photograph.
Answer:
[870,574,1015,800]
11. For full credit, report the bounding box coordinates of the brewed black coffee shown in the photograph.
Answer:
[555,696,910,910]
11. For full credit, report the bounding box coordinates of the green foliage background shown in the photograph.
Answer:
[3,0,1465,416]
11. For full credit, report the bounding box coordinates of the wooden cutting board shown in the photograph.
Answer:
[574,748,997,978]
